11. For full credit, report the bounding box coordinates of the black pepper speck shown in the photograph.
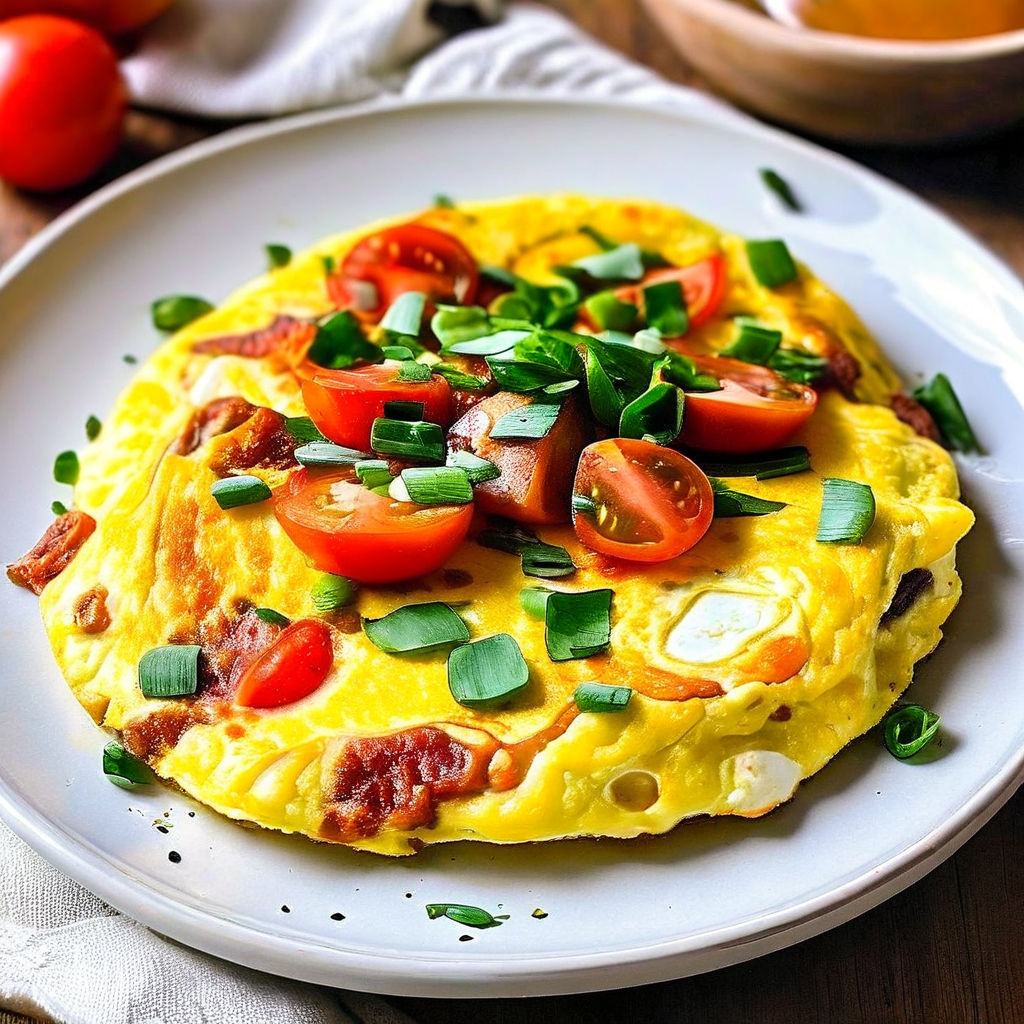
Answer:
[330,912,345,921]
[168,851,181,864]
[156,825,169,834]
[458,934,473,942]
[281,905,291,914]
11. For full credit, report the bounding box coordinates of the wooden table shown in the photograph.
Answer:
[2,3,1022,1021]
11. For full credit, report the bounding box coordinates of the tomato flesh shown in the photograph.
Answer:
[300,362,452,451]
[572,438,714,562]
[273,469,473,583]
[679,355,818,453]
[234,619,334,709]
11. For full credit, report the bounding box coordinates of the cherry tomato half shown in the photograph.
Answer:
[300,362,452,451]
[679,355,818,453]
[234,619,334,709]
[0,15,126,191]
[572,438,714,562]
[273,469,473,584]
[0,0,176,34]
[327,223,479,319]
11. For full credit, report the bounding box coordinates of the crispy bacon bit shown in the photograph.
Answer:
[73,585,110,634]
[192,314,316,362]
[193,608,283,701]
[207,407,297,474]
[7,511,96,595]
[891,393,942,444]
[881,568,934,626]
[822,349,861,397]
[122,706,196,761]
[321,726,498,841]
[769,705,792,722]
[330,608,363,634]
[172,396,256,456]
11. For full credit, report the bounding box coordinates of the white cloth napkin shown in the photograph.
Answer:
[2,3,733,1022]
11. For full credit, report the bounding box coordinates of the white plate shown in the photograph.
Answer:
[2,97,1024,998]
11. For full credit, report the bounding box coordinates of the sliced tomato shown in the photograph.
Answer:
[679,355,818,453]
[273,469,473,583]
[572,438,713,562]
[327,223,479,319]
[300,362,452,451]
[234,619,334,709]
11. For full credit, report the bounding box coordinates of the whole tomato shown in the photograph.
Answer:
[0,1,174,35]
[0,15,126,191]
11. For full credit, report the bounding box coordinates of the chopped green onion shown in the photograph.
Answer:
[721,318,782,364]
[431,363,490,390]
[746,239,798,289]
[210,475,272,509]
[307,311,380,369]
[399,466,474,505]
[447,633,530,707]
[519,586,554,618]
[383,400,425,421]
[572,242,645,281]
[574,682,632,713]
[431,304,494,347]
[643,280,688,337]
[364,602,470,653]
[355,459,393,489]
[285,416,328,443]
[311,573,356,612]
[370,418,445,463]
[85,415,101,441]
[571,494,598,517]
[710,478,787,517]
[911,373,979,453]
[123,354,138,364]
[425,904,505,928]
[579,225,617,251]
[883,703,941,759]
[447,450,500,483]
[320,254,336,274]
[521,542,577,579]
[294,441,368,467]
[759,168,802,212]
[138,644,200,698]
[618,383,684,446]
[490,401,562,440]
[544,379,579,396]
[103,741,153,789]
[433,193,456,209]
[382,344,416,361]
[486,357,573,394]
[449,329,531,357]
[694,446,811,481]
[544,589,613,661]
[583,291,638,332]
[395,361,433,383]
[254,607,289,626]
[768,348,828,384]
[151,295,214,332]
[476,519,545,555]
[380,292,427,338]
[265,243,292,270]
[816,478,875,544]
[584,347,624,428]
[53,450,79,486]
[51,500,68,516]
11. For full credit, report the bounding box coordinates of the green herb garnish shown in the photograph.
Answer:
[618,382,684,446]
[395,361,433,383]
[572,242,645,281]
[380,291,427,338]
[85,415,101,441]
[694,446,811,480]
[306,311,380,369]
[103,741,154,790]
[447,633,530,708]
[138,645,200,698]
[364,602,470,654]
[447,450,500,483]
[425,904,506,928]
[370,418,445,463]
[210,475,272,509]
[519,586,554,618]
[544,589,613,662]
[53,450,79,486]
[254,608,289,626]
[151,295,214,332]
[51,501,68,516]
[311,573,356,612]
[883,703,941,759]
[490,400,562,440]
[265,243,292,270]
[355,459,394,489]
[710,478,787,517]
[759,168,802,212]
[721,318,782,364]
[911,373,979,452]
[816,477,875,544]
[294,442,368,467]
[399,466,474,505]
[583,291,638,332]
[285,416,328,443]
[574,682,632,713]
[746,239,798,289]
[643,280,688,337]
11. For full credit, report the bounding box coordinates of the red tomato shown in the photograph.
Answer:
[327,223,479,319]
[0,15,126,191]
[234,619,334,709]
[0,0,175,34]
[679,355,818,453]
[300,362,452,451]
[572,438,714,562]
[273,469,473,584]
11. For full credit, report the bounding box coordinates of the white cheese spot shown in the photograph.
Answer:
[720,750,802,815]
[665,590,785,664]
[188,358,233,406]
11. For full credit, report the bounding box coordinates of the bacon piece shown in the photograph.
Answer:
[207,407,297,474]
[172,396,256,456]
[7,511,96,595]
[122,706,197,761]
[321,726,498,841]
[881,568,935,626]
[73,585,110,634]
[192,315,316,361]
[891,392,942,444]
[822,349,861,397]
[192,608,283,702]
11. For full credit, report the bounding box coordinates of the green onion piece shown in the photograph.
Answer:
[395,361,433,383]
[911,373,979,453]
[447,449,500,483]
[519,586,553,619]
[449,329,531,357]
[151,295,214,332]
[265,243,292,270]
[254,607,289,626]
[883,703,941,759]
[381,345,415,361]
[694,446,811,481]
[103,741,154,789]
[123,354,138,364]
[654,351,720,392]
[767,348,829,384]
[584,347,624,428]
[544,379,579,396]
[544,589,613,662]
[628,328,668,356]
[573,242,645,281]
[355,459,393,488]
[320,254,336,274]
[85,415,101,441]
[311,573,356,612]
[579,225,617,251]
[521,542,576,579]
[294,442,369,467]
[400,466,474,506]
[210,475,272,509]
[447,633,529,707]
[380,292,427,337]
[425,904,504,928]
[364,602,470,653]
[433,193,456,209]
[285,416,328,443]
[710,478,787,517]
[476,519,544,555]
[816,477,875,544]
[370,418,445,463]
[431,304,494,347]
[618,383,684,446]
[480,265,520,287]
[721,318,783,364]
[431,363,490,390]
[138,644,200,698]
[490,401,562,441]
[583,292,638,332]
[307,311,380,369]
[759,168,802,212]
[51,500,68,516]
[574,682,632,713]
[643,280,688,337]
[486,357,573,394]
[746,239,798,289]
[53,450,79,486]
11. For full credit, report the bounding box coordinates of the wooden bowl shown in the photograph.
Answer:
[640,0,1024,144]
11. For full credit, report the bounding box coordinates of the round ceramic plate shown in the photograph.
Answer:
[2,97,1023,998]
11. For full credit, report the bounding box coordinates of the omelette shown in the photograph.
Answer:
[8,194,974,856]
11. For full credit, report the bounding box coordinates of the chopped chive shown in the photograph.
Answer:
[694,446,811,481]
[364,602,470,653]
[355,459,393,489]
[447,449,500,483]
[123,354,138,364]
[51,500,68,516]
[759,168,802,212]
[584,347,624,428]
[486,357,573,394]
[447,633,529,707]
[643,280,688,337]
[710,478,787,517]
[254,607,289,626]
[285,416,328,443]
[382,345,416,361]
[574,682,632,713]
[721,318,782,364]
[425,904,505,928]
[432,193,456,209]
[883,703,941,759]
[380,292,427,338]
[320,254,337,274]
[521,542,576,579]
[399,466,474,505]
[911,373,979,452]
[371,418,445,463]
[103,741,153,789]
[579,225,618,251]
[431,304,495,347]
[768,348,829,384]
[490,401,562,440]
[294,442,368,467]
[519,586,554,618]
[583,291,638,332]
[211,475,272,509]
[449,329,531,357]
[395,361,433,383]
[816,478,875,544]
[431,363,490,390]
[138,644,200,698]
[544,589,613,662]
[572,243,645,281]
[85,415,101,441]
[151,294,214,332]
[265,243,292,270]
[307,311,380,369]
[746,239,798,289]
[54,450,79,486]
[311,573,356,612]
[618,383,684,446]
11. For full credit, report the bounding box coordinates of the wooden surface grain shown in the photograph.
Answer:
[1,2,1022,1022]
